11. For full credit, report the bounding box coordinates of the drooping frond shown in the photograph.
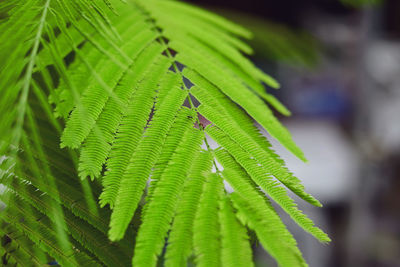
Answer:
[48,7,150,120]
[214,148,307,267]
[98,46,170,207]
[164,151,213,267]
[136,0,306,161]
[208,126,330,242]
[78,42,165,181]
[1,0,331,266]
[108,102,193,242]
[216,9,320,68]
[219,196,254,267]
[185,69,321,207]
[145,108,199,201]
[132,124,204,266]
[0,0,121,156]
[60,23,160,149]
[193,173,224,267]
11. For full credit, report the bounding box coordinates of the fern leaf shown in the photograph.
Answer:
[174,44,306,161]
[49,10,144,119]
[37,4,136,69]
[2,97,135,265]
[193,173,224,267]
[168,27,278,91]
[77,32,161,180]
[0,1,331,266]
[14,141,109,235]
[165,151,213,267]
[60,19,158,148]
[214,148,307,267]
[107,108,197,241]
[56,0,131,67]
[0,0,121,158]
[111,72,186,216]
[208,127,330,243]
[138,6,273,90]
[146,107,199,200]
[148,0,252,38]
[99,51,170,208]
[106,73,187,238]
[16,160,110,234]
[186,69,321,206]
[106,56,175,240]
[132,123,204,266]
[231,194,307,267]
[219,196,254,267]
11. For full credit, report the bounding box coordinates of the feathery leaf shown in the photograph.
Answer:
[215,148,307,267]
[193,173,224,267]
[219,196,254,267]
[165,151,213,267]
[208,127,330,242]
[132,122,204,266]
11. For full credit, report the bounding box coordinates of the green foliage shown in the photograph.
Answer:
[0,0,330,266]
[212,9,320,68]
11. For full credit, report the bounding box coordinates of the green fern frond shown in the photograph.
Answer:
[147,0,252,38]
[108,107,197,241]
[1,0,332,266]
[219,196,254,267]
[145,107,199,200]
[208,126,330,242]
[214,149,307,267]
[114,73,187,215]
[186,69,320,206]
[46,8,143,119]
[193,173,224,267]
[60,22,159,149]
[132,123,204,266]
[181,61,305,161]
[0,0,120,156]
[78,34,161,180]
[15,140,110,234]
[139,2,278,90]
[165,151,213,267]
[106,58,177,240]
[99,51,171,208]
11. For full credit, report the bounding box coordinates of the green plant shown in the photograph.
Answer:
[0,0,330,266]
[209,8,320,68]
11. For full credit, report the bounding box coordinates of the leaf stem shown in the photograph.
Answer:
[13,0,51,148]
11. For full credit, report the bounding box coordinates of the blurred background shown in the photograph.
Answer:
[189,0,400,266]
